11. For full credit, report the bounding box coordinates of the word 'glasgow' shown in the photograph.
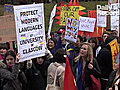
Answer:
[23,45,42,54]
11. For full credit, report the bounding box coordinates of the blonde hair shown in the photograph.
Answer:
[75,42,93,62]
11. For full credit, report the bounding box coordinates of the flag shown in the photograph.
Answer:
[109,38,119,69]
[64,57,77,90]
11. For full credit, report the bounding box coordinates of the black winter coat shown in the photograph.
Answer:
[96,46,113,79]
[26,62,47,90]
[0,63,27,90]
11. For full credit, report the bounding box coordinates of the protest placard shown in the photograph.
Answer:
[14,3,46,62]
[0,15,16,43]
[111,3,119,32]
[65,18,79,42]
[97,10,107,27]
[79,17,96,32]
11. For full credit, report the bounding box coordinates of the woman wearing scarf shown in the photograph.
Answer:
[74,42,101,90]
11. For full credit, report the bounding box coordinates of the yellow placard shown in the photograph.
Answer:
[60,6,85,26]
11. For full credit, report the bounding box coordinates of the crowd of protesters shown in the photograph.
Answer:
[0,27,120,90]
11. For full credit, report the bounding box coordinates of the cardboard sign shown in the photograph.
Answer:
[65,18,79,42]
[4,4,14,15]
[14,3,46,62]
[79,17,96,32]
[0,15,16,43]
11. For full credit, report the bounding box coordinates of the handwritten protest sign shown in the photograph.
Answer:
[0,15,16,43]
[65,18,79,42]
[97,10,107,27]
[111,3,119,31]
[55,0,86,26]
[14,3,46,62]
[79,17,96,32]
[60,6,81,26]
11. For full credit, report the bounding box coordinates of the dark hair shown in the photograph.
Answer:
[105,35,116,45]
[88,37,97,47]
[52,48,67,63]
[48,38,57,45]
[0,43,8,50]
[103,31,110,36]
[88,37,98,56]
[77,35,83,42]
[4,50,16,64]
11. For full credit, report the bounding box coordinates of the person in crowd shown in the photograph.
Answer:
[26,55,49,90]
[88,37,98,58]
[0,43,8,61]
[96,31,110,57]
[47,37,57,55]
[3,50,27,90]
[96,35,116,90]
[0,52,26,90]
[111,29,119,38]
[67,35,83,68]
[47,48,66,90]
[57,28,68,50]
[74,42,101,90]
[106,53,120,90]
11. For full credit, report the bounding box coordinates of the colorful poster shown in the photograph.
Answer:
[14,3,46,62]
[87,10,105,38]
[56,0,86,26]
[65,18,79,42]
[60,6,82,26]
[79,17,96,32]
[97,10,107,27]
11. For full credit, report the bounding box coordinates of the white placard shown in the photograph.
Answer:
[48,4,57,38]
[111,3,119,31]
[97,10,107,27]
[65,18,79,42]
[79,17,96,32]
[14,3,46,62]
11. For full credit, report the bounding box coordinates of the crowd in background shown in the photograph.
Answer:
[0,27,120,90]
